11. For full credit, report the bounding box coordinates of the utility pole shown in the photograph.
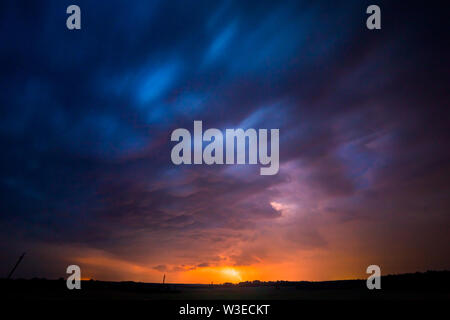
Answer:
[162,273,166,284]
[7,252,26,279]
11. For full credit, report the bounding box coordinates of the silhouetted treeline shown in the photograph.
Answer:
[236,270,450,291]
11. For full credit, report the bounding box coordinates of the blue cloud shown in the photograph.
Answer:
[137,61,180,104]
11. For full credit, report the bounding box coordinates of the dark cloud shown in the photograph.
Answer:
[153,264,167,272]
[197,263,210,268]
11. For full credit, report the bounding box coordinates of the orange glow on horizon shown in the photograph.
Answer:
[181,265,259,284]
[74,251,369,284]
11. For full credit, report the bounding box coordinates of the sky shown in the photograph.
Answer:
[0,0,449,283]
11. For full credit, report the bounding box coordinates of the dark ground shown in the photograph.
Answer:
[2,270,449,300]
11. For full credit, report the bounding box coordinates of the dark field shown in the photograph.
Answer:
[3,271,450,301]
